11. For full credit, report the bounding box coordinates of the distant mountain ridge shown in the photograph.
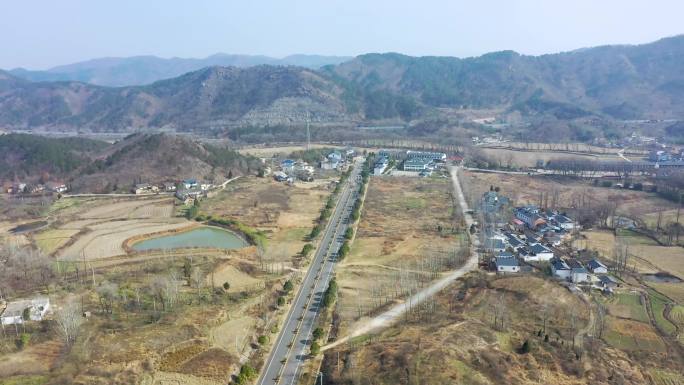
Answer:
[7,54,352,86]
[1,35,684,139]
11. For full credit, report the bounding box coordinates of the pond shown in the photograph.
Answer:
[132,227,248,252]
[642,272,683,283]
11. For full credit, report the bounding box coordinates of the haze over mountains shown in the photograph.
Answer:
[7,54,352,87]
[1,35,683,138]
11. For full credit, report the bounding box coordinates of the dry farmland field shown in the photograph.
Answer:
[200,176,335,263]
[0,176,338,385]
[335,175,463,335]
[461,171,677,221]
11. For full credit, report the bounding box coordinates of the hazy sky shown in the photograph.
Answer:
[2,0,683,69]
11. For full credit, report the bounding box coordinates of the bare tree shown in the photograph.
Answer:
[190,266,204,302]
[54,300,83,349]
[96,281,118,314]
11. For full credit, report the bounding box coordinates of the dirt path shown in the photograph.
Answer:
[323,165,479,350]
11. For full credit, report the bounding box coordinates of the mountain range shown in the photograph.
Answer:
[7,54,352,87]
[1,36,684,140]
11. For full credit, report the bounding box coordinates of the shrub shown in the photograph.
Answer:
[283,280,294,292]
[235,364,257,384]
[16,333,30,350]
[301,243,314,257]
[223,282,230,290]
[520,340,530,354]
[344,227,354,240]
[277,296,285,307]
[310,341,321,355]
[312,327,324,341]
[257,335,268,345]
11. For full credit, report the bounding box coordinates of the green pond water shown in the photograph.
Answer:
[132,227,248,251]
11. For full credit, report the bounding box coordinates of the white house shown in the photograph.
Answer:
[321,160,339,170]
[46,182,68,193]
[182,179,198,189]
[280,160,296,173]
[1,297,50,325]
[551,214,576,230]
[521,243,554,262]
[551,259,572,280]
[327,151,343,162]
[567,259,589,283]
[495,257,520,274]
[587,259,608,274]
[403,158,431,172]
[572,267,590,283]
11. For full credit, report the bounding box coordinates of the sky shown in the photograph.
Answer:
[1,0,683,70]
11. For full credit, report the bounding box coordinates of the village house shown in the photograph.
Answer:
[515,206,547,229]
[520,243,554,262]
[10,183,27,194]
[405,150,447,161]
[403,158,431,172]
[280,159,296,173]
[485,236,507,253]
[27,184,45,194]
[481,190,511,226]
[134,183,158,195]
[182,179,198,189]
[551,259,572,280]
[321,159,339,170]
[598,275,619,291]
[373,156,389,175]
[1,297,50,325]
[567,259,589,283]
[587,259,608,274]
[45,182,68,193]
[495,256,520,274]
[163,182,177,192]
[327,151,343,163]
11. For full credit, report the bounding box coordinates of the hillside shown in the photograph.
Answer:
[0,133,260,193]
[325,35,684,120]
[0,66,352,132]
[7,54,352,86]
[0,134,108,181]
[1,36,684,139]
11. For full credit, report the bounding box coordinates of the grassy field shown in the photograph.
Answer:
[336,175,460,332]
[605,292,650,323]
[603,316,666,352]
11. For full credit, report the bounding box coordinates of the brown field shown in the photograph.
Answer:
[479,147,625,168]
[201,176,332,262]
[336,175,460,332]
[237,144,343,158]
[0,177,331,384]
[322,274,681,385]
[581,230,684,280]
[461,171,676,220]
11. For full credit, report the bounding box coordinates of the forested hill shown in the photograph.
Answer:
[1,35,683,135]
[0,133,261,193]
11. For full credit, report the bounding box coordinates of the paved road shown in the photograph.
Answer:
[257,159,363,385]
